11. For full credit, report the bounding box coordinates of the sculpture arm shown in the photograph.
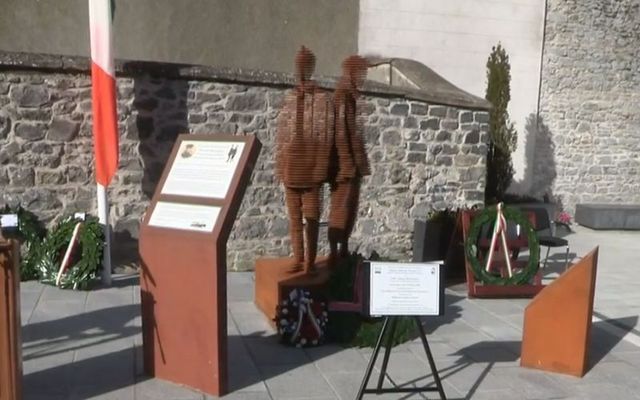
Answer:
[350,98,371,176]
[335,100,356,181]
[275,94,295,182]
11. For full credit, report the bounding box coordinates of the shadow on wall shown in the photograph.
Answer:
[111,63,190,269]
[510,113,559,206]
[529,113,559,204]
[133,69,189,198]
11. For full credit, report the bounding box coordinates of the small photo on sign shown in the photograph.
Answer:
[181,144,197,158]
[227,145,238,162]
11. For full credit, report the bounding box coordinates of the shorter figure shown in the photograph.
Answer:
[328,55,370,262]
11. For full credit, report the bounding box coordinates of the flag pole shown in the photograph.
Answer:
[97,184,112,285]
[89,0,119,286]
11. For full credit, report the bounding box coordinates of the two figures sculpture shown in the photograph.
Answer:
[276,46,370,274]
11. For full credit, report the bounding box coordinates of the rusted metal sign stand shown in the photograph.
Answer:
[0,237,22,400]
[139,133,260,396]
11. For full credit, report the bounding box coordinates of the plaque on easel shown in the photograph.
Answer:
[356,261,447,400]
[139,134,260,396]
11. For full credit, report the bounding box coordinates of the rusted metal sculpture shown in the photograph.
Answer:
[276,48,370,273]
[276,46,334,274]
[328,55,371,262]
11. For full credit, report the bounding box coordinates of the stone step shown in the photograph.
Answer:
[575,203,640,230]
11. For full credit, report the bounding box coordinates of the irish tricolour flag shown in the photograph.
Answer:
[89,0,119,186]
[89,0,118,284]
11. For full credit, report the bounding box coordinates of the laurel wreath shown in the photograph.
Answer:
[0,205,46,281]
[464,206,540,285]
[36,216,104,290]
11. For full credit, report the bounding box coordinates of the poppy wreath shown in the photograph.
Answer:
[464,205,540,285]
[275,288,329,347]
[37,216,104,290]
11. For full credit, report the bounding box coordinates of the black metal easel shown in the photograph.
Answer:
[355,316,447,399]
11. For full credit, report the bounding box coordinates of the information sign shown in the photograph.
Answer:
[367,261,444,317]
[148,202,221,232]
[161,140,245,199]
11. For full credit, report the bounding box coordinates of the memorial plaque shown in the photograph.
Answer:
[139,133,261,397]
[148,202,220,232]
[161,140,245,199]
[366,261,444,317]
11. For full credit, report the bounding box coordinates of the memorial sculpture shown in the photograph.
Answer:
[276,46,334,274]
[276,48,370,273]
[258,48,370,326]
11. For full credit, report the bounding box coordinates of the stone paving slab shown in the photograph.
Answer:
[16,226,640,399]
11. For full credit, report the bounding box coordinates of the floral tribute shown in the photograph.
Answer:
[555,211,572,225]
[275,288,329,347]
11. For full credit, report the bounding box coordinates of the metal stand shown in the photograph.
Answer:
[355,316,447,399]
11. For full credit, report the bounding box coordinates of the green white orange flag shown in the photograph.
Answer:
[89,0,116,285]
[89,0,119,186]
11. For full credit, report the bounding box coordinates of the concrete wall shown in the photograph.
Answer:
[0,51,489,270]
[537,0,640,212]
[0,0,358,76]
[358,0,546,193]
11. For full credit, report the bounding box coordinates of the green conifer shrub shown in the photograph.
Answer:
[485,43,517,203]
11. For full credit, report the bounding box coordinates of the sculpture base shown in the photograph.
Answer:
[255,256,331,325]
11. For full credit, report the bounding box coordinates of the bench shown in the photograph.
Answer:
[575,203,640,230]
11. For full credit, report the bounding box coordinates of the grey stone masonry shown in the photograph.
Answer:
[0,51,490,270]
[538,0,640,213]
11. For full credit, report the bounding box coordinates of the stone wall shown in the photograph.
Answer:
[0,52,490,270]
[537,0,640,212]
[0,0,358,76]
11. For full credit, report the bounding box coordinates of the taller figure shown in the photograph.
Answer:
[328,55,370,261]
[276,46,334,274]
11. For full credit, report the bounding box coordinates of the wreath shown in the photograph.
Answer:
[275,288,329,347]
[464,205,539,285]
[0,205,46,281]
[37,216,104,290]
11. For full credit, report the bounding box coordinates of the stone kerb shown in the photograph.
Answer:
[0,51,490,270]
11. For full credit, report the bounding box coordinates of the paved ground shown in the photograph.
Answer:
[20,225,640,399]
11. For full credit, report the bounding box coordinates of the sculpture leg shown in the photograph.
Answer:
[328,181,349,263]
[341,177,361,257]
[302,186,322,274]
[285,187,304,269]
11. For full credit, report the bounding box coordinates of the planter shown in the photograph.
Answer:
[412,219,445,262]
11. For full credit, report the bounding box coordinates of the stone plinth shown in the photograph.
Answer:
[575,204,640,230]
[255,257,331,324]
